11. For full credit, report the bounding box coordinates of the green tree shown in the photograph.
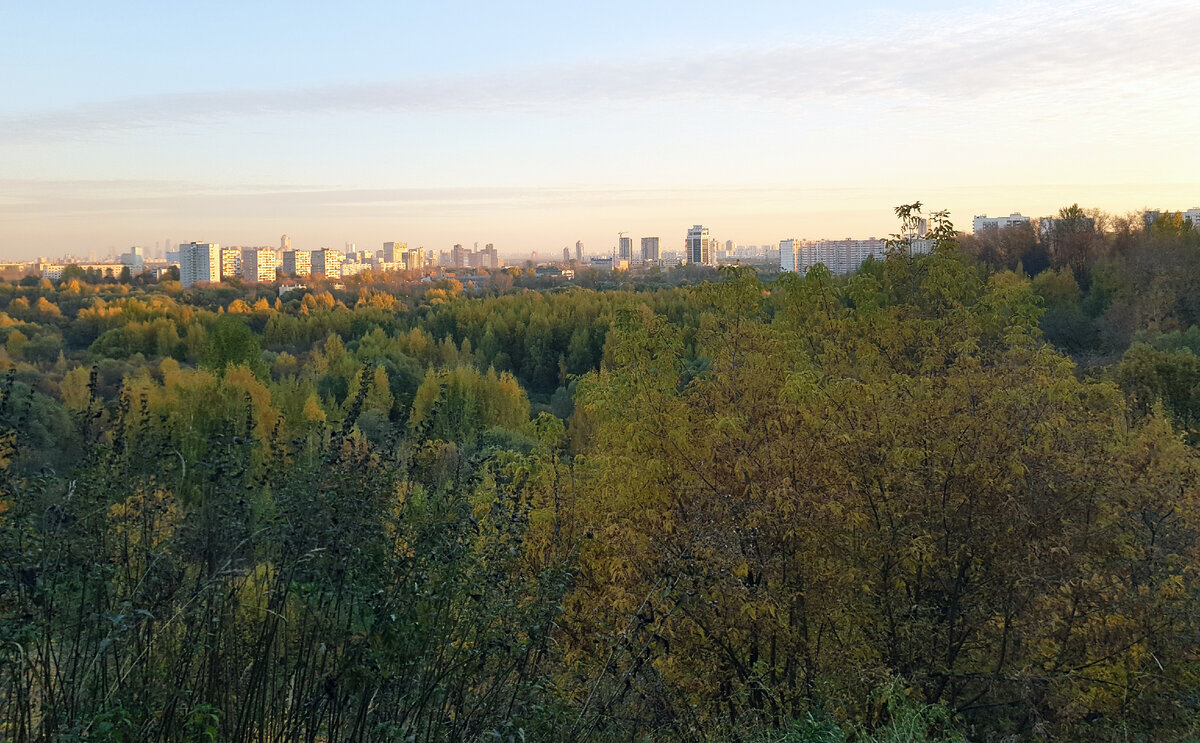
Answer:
[199,315,268,379]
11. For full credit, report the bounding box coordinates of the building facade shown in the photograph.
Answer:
[1143,208,1200,230]
[973,213,1031,233]
[39,262,127,280]
[310,249,344,278]
[619,236,633,262]
[179,242,221,287]
[641,236,660,263]
[686,225,713,266]
[796,238,887,276]
[779,238,800,272]
[220,248,241,280]
[383,241,407,263]
[481,244,499,268]
[242,248,278,283]
[281,249,311,277]
[400,247,425,271]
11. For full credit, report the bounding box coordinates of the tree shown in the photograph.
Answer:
[199,315,268,379]
[562,209,1200,739]
[1047,204,1102,285]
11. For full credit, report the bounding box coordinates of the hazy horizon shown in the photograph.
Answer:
[3,0,1198,261]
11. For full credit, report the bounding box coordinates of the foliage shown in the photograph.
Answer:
[3,208,1200,741]
[565,232,1200,739]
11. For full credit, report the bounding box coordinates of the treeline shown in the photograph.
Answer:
[0,274,708,475]
[962,206,1200,443]
[2,212,1200,740]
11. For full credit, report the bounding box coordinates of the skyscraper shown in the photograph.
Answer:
[242,248,278,283]
[220,247,240,279]
[383,241,406,263]
[179,242,221,287]
[311,248,344,278]
[575,241,584,261]
[686,225,713,266]
[482,243,499,268]
[563,247,571,263]
[619,236,633,262]
[281,249,311,277]
[281,234,291,252]
[779,238,800,273]
[401,247,425,271]
[641,237,660,263]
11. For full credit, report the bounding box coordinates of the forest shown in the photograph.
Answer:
[2,207,1200,742]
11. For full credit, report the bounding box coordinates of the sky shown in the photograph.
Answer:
[1,0,1198,261]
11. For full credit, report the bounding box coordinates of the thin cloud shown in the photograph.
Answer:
[2,179,1191,221]
[2,0,1195,141]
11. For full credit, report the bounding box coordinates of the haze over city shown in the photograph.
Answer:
[2,0,1197,260]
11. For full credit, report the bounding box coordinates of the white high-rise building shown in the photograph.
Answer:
[686,225,713,266]
[179,242,221,287]
[796,238,892,275]
[973,213,1031,233]
[779,238,800,272]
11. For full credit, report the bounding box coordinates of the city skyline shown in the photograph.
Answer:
[12,194,1200,267]
[2,0,1198,260]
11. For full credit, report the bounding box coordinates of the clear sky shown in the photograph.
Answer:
[2,0,1198,261]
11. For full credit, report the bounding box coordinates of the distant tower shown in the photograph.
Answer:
[563,247,571,263]
[779,238,800,273]
[575,241,584,261]
[242,248,278,283]
[641,236,660,263]
[383,241,406,263]
[219,247,240,279]
[618,234,633,262]
[686,225,713,266]
[310,248,344,278]
[179,242,221,287]
[281,249,311,277]
[281,234,290,252]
